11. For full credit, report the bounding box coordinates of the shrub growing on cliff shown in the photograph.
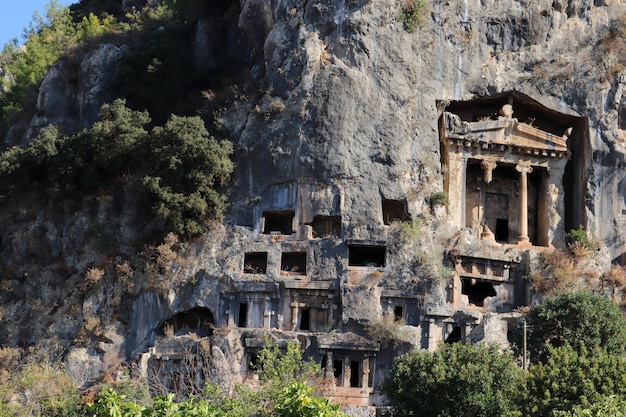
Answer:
[398,0,428,32]
[0,99,233,238]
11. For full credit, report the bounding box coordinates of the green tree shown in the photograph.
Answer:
[383,343,523,417]
[523,345,626,417]
[1,2,79,124]
[517,292,626,364]
[142,115,233,236]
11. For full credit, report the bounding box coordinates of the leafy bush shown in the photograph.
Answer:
[523,345,626,417]
[383,343,523,417]
[430,191,448,206]
[565,226,600,254]
[514,291,626,364]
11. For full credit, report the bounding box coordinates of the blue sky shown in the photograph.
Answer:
[1,1,75,47]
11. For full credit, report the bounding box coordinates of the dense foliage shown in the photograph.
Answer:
[0,99,233,237]
[383,343,524,417]
[523,345,626,416]
[0,341,346,417]
[515,291,626,363]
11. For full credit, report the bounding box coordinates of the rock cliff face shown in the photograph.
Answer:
[2,0,626,407]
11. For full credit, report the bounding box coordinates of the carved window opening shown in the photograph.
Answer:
[263,210,294,235]
[243,252,267,274]
[156,307,214,337]
[238,303,248,327]
[461,278,497,307]
[281,252,307,275]
[393,306,404,322]
[311,215,341,238]
[350,360,361,387]
[299,308,311,331]
[382,199,411,225]
[445,325,462,344]
[348,245,386,267]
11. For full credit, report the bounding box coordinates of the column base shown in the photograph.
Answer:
[517,236,531,247]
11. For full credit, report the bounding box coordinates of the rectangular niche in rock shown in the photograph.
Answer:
[263,210,295,235]
[281,252,307,275]
[243,252,268,274]
[311,215,341,238]
[382,199,411,225]
[348,244,386,267]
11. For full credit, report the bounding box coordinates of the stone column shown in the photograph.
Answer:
[516,162,533,246]
[362,356,370,388]
[325,351,334,381]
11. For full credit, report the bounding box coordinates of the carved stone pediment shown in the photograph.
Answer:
[444,107,570,158]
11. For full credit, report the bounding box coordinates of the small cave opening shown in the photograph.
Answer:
[263,211,295,235]
[281,252,307,275]
[156,307,214,338]
[310,215,341,238]
[348,245,386,267]
[243,252,268,274]
[461,278,497,307]
[382,199,411,225]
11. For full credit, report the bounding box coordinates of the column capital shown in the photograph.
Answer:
[515,161,533,174]
[480,159,497,183]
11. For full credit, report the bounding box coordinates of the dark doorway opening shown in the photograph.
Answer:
[311,216,341,238]
[394,306,404,322]
[382,199,411,225]
[299,308,311,331]
[445,326,462,344]
[238,303,248,327]
[348,245,386,267]
[281,252,307,274]
[263,211,294,235]
[349,361,361,387]
[156,307,214,337]
[461,278,497,307]
[495,218,509,242]
[243,252,268,274]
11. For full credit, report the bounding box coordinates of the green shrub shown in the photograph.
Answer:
[565,226,600,253]
[398,0,428,33]
[430,191,448,206]
[384,343,523,417]
[514,291,626,364]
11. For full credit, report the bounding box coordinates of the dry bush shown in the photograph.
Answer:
[602,265,626,302]
[531,249,576,294]
[364,315,407,348]
[598,13,626,77]
[85,267,105,285]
